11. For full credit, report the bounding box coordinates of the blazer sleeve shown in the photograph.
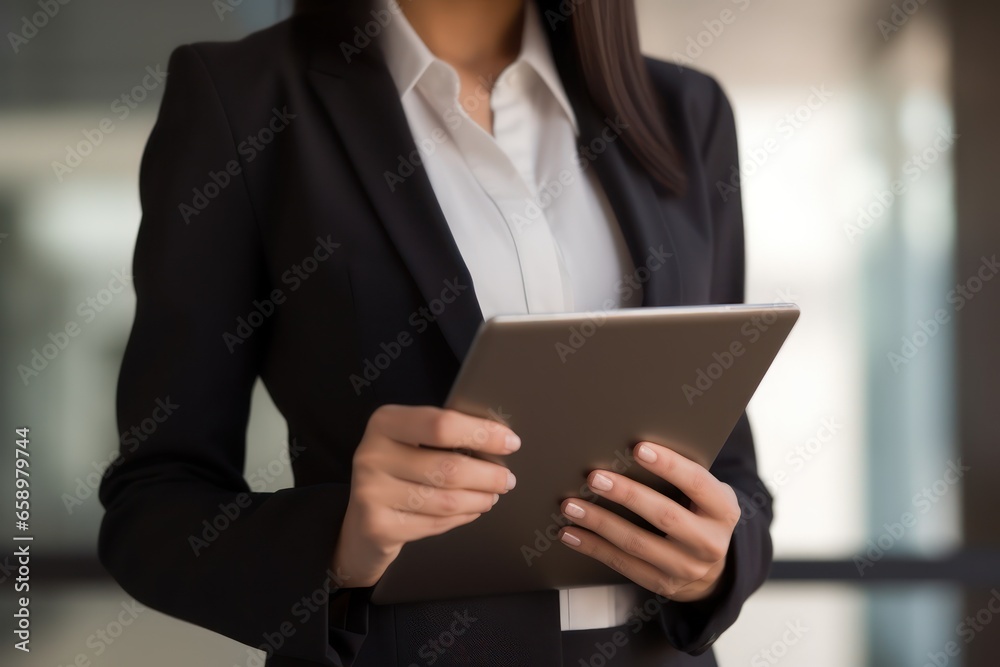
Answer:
[97,44,369,666]
[654,71,775,654]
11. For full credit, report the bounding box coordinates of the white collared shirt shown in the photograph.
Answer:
[377,1,642,631]
[378,0,641,322]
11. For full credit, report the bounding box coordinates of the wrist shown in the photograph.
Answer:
[670,558,728,603]
[330,538,393,589]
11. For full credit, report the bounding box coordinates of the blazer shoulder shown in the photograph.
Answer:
[644,57,734,118]
[185,16,298,64]
[643,57,737,161]
[163,18,303,104]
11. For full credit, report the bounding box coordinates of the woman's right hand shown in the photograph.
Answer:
[330,404,521,588]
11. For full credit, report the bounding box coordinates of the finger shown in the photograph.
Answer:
[371,404,521,455]
[580,471,726,562]
[381,442,517,494]
[386,480,501,517]
[560,499,716,582]
[387,508,484,541]
[557,525,684,600]
[632,442,740,522]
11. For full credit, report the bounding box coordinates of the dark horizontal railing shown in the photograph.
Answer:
[771,550,1000,584]
[5,551,1000,585]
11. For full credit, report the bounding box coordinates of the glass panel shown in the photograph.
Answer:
[637,0,958,560]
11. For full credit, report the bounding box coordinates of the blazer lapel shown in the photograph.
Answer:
[543,16,686,308]
[304,24,485,364]
[582,119,687,308]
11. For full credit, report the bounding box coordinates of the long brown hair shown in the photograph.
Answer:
[294,0,687,196]
[561,0,686,195]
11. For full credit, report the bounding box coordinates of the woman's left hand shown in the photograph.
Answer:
[558,441,741,602]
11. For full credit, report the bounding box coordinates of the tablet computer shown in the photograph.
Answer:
[370,303,799,605]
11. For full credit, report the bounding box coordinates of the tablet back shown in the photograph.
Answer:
[371,303,798,604]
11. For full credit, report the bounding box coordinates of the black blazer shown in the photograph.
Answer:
[98,3,774,666]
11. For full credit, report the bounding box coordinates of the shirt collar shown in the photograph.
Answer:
[378,0,580,135]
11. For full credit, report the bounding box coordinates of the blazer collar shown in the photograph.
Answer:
[300,3,683,364]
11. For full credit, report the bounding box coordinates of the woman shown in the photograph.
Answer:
[98,0,773,665]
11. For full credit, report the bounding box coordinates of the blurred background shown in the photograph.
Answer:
[1,0,998,665]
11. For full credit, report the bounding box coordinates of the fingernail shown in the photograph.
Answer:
[590,473,613,491]
[492,493,500,505]
[636,444,656,463]
[564,502,586,519]
[505,470,517,490]
[561,530,581,546]
[505,433,521,452]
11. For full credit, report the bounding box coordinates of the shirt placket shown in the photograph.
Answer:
[420,62,571,315]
